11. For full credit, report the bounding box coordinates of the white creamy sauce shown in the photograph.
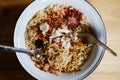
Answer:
[49,26,71,50]
[49,29,63,39]
[58,28,70,34]
[39,23,49,35]
[61,37,71,50]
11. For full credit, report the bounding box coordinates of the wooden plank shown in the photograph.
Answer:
[85,0,120,80]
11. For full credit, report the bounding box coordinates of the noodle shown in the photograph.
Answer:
[25,4,93,75]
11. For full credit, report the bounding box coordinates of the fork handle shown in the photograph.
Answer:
[0,45,34,54]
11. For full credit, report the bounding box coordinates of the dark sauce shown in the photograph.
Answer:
[35,39,44,48]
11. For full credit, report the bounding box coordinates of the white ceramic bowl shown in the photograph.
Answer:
[14,0,106,80]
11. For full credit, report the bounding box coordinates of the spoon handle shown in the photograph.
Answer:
[96,40,117,56]
[0,45,34,54]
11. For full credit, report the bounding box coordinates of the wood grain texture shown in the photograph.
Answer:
[85,0,120,80]
[0,0,120,80]
[0,0,35,80]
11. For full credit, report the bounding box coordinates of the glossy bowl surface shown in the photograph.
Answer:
[14,0,106,80]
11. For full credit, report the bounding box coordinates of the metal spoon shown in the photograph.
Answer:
[77,32,117,57]
[0,45,41,58]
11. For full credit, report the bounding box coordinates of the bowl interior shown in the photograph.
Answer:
[14,0,106,80]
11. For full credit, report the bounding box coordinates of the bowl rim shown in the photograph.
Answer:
[79,0,107,79]
[13,0,107,80]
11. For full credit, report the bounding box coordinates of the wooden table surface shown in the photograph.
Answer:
[0,0,120,80]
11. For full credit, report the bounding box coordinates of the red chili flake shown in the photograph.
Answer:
[63,7,82,30]
[54,18,63,28]
[37,27,44,39]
